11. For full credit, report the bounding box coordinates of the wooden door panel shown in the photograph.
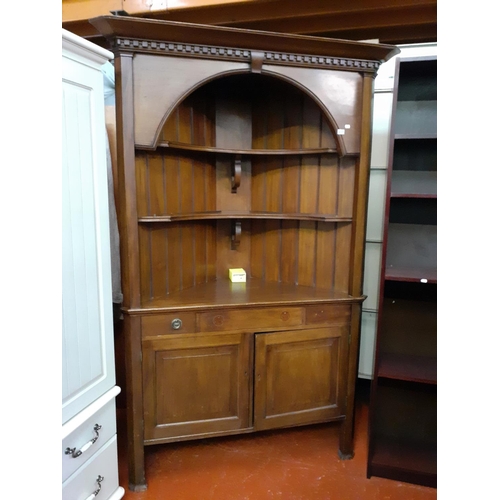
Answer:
[143,332,252,441]
[254,327,348,431]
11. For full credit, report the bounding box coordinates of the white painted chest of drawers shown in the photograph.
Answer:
[62,28,124,500]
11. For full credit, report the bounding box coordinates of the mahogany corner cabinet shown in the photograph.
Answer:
[89,15,398,491]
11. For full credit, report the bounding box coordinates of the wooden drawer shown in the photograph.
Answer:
[62,391,118,482]
[142,313,196,338]
[62,435,123,500]
[305,304,351,326]
[198,306,303,332]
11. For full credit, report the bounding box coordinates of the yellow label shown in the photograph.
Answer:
[229,268,246,282]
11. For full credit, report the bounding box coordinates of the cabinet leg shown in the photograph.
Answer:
[124,314,147,490]
[338,417,354,459]
[338,306,361,460]
[127,433,146,491]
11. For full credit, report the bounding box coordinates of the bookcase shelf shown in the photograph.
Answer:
[367,52,437,488]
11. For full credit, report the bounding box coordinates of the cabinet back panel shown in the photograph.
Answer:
[160,86,216,146]
[379,298,437,358]
[139,222,217,301]
[136,152,217,217]
[249,220,351,292]
[372,380,437,445]
[393,139,437,172]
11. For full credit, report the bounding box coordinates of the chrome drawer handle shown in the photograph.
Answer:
[65,424,102,458]
[84,475,104,500]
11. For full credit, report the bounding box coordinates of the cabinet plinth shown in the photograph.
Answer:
[89,14,398,490]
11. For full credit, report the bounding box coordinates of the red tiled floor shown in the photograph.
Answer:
[116,382,437,500]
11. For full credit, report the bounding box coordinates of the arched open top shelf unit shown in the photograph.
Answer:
[89,14,398,492]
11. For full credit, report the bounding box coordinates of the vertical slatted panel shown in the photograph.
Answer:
[297,221,317,286]
[279,220,298,284]
[318,155,339,215]
[206,221,217,282]
[250,219,265,279]
[139,225,152,301]
[178,103,194,213]
[192,153,206,213]
[181,225,195,289]
[194,223,208,285]
[299,98,321,214]
[333,222,352,293]
[320,115,337,149]
[251,94,267,212]
[282,93,302,214]
[139,222,218,302]
[158,89,218,215]
[150,226,167,299]
[147,154,165,216]
[135,155,148,217]
[317,155,339,216]
[167,224,182,294]
[338,156,356,218]
[265,93,284,213]
[165,154,180,214]
[160,105,178,142]
[318,102,339,218]
[315,222,335,289]
[205,93,217,212]
[263,220,281,282]
[192,94,207,213]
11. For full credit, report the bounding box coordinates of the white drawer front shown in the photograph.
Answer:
[63,435,121,500]
[62,398,117,482]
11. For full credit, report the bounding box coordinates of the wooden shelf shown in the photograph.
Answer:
[391,171,437,198]
[385,265,437,283]
[394,133,437,140]
[134,278,363,312]
[138,212,352,223]
[143,141,338,156]
[369,53,437,489]
[369,437,437,488]
[378,353,436,384]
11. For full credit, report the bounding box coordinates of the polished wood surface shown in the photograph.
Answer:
[254,326,348,431]
[63,0,437,46]
[142,332,252,442]
[96,16,397,489]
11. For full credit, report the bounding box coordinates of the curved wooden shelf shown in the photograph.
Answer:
[138,211,352,223]
[140,141,337,156]
[132,278,364,312]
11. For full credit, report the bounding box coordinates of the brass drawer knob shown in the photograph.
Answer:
[281,311,290,321]
[171,318,182,330]
[213,315,224,327]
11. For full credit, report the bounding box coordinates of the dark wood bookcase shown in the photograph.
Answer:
[367,55,437,487]
[89,15,398,491]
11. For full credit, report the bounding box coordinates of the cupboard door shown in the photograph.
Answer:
[143,332,252,441]
[62,37,115,425]
[254,326,349,431]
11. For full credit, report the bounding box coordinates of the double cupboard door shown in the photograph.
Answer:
[141,323,349,443]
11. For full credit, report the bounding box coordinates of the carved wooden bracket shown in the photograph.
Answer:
[231,220,242,250]
[251,51,265,73]
[232,155,242,193]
